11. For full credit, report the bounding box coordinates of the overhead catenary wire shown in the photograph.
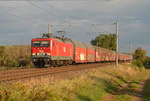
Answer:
[25,0,58,16]
[0,2,46,22]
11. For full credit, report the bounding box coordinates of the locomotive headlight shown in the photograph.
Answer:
[47,53,50,56]
[32,53,36,56]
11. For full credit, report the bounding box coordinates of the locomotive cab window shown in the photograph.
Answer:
[32,41,50,47]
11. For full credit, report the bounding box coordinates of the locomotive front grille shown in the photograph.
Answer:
[32,55,51,63]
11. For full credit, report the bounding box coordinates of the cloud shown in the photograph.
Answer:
[0,0,150,55]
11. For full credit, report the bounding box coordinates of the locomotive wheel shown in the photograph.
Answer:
[39,61,45,68]
[64,61,68,65]
[69,60,73,65]
[33,62,41,68]
[33,62,38,67]
[53,61,58,67]
[34,61,45,68]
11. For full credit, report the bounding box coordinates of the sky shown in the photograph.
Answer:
[0,0,150,55]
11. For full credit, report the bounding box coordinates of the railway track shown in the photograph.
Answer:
[0,63,112,83]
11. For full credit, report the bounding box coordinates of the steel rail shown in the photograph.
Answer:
[0,63,112,83]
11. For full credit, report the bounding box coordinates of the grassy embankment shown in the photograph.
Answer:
[0,64,150,101]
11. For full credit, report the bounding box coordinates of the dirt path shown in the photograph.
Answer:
[103,76,150,101]
[131,81,145,101]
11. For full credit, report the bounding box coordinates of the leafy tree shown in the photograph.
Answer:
[132,60,143,68]
[144,56,150,69]
[133,47,146,63]
[91,34,116,51]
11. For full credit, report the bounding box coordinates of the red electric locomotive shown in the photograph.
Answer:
[31,35,74,67]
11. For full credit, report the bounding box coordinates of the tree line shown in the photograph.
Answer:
[91,34,116,51]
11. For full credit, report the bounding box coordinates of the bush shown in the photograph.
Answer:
[0,45,31,67]
[144,57,150,69]
[132,60,143,68]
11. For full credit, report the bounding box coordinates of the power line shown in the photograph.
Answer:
[25,0,57,16]
[91,23,114,34]
[129,40,132,55]
[0,3,40,21]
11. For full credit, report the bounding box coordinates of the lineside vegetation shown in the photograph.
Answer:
[0,45,32,69]
[0,64,149,101]
[143,79,150,101]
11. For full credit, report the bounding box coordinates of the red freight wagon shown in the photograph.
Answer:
[119,54,123,61]
[110,51,113,61]
[86,44,95,62]
[106,51,111,62]
[103,49,109,61]
[110,51,116,61]
[72,40,87,63]
[100,48,106,62]
[107,51,112,61]
[95,47,101,62]
[50,38,73,60]
[112,52,116,61]
[99,47,104,62]
[108,51,112,61]
[118,54,121,61]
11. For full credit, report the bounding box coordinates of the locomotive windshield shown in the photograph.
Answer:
[32,41,50,47]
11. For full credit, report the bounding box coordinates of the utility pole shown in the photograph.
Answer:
[96,41,98,47]
[129,40,132,55]
[114,22,119,67]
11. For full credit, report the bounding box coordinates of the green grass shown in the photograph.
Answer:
[128,82,140,88]
[143,79,150,101]
[112,94,132,101]
[0,64,149,101]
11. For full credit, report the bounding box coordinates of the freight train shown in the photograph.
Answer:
[31,35,132,67]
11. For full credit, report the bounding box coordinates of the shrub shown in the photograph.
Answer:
[0,45,31,67]
[144,57,150,69]
[132,60,143,68]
